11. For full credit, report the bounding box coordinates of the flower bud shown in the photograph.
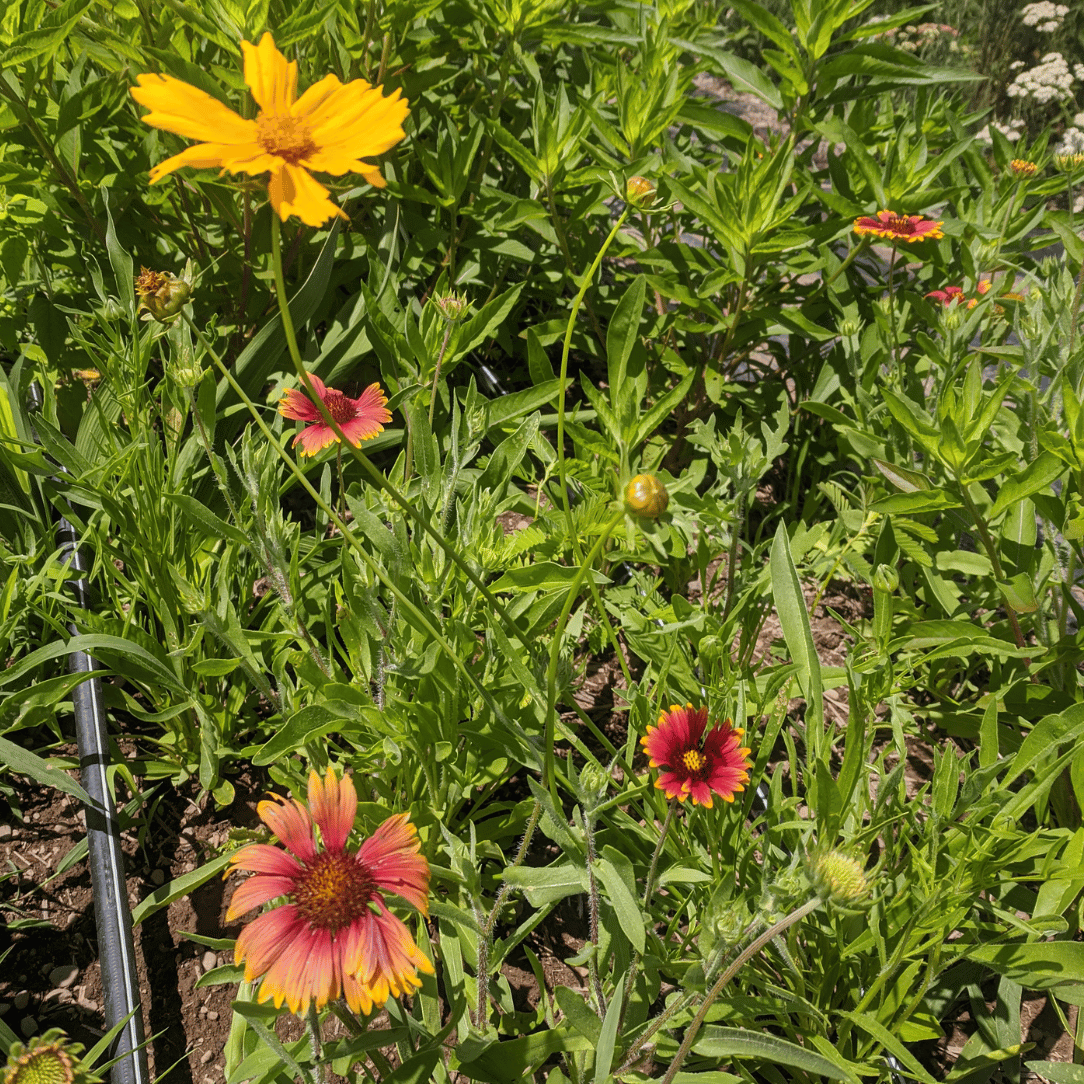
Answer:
[809,850,870,906]
[1009,158,1038,178]
[2,1029,102,1084]
[579,761,609,803]
[625,175,657,208]
[942,305,963,330]
[838,317,861,338]
[872,564,899,594]
[434,292,470,322]
[135,266,193,322]
[625,473,669,518]
[1055,153,1084,173]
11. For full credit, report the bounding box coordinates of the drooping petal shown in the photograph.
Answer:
[130,74,255,144]
[338,384,391,445]
[293,423,339,456]
[146,142,275,185]
[268,162,346,226]
[359,813,430,915]
[235,904,305,980]
[242,32,297,117]
[258,923,319,1012]
[257,794,318,863]
[308,767,357,854]
[279,386,323,423]
[227,874,298,921]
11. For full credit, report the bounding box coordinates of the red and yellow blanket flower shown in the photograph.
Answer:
[279,374,391,456]
[641,704,752,808]
[853,210,944,243]
[131,32,408,226]
[227,769,432,1016]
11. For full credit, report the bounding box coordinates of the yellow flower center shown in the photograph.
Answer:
[293,851,377,934]
[256,114,318,165]
[5,1045,76,1084]
[682,749,707,773]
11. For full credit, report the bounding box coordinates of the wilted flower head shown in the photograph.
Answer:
[641,704,751,807]
[279,374,391,456]
[853,210,944,243]
[2,1030,101,1084]
[131,32,408,226]
[135,266,193,322]
[228,768,432,1016]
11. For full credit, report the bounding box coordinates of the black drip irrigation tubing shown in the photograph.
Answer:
[28,386,150,1084]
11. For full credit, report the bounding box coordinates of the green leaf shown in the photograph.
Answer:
[131,851,234,925]
[252,705,345,766]
[872,457,932,493]
[381,1048,443,1084]
[674,40,783,110]
[594,981,623,1084]
[595,857,645,953]
[490,562,609,593]
[770,525,823,736]
[969,942,1084,999]
[455,1027,593,1083]
[0,736,91,804]
[695,1028,860,1083]
[872,490,962,515]
[554,986,601,1044]
[607,275,647,433]
[1,0,93,67]
[1025,1064,1084,1084]
[165,493,250,546]
[988,451,1064,519]
[502,862,588,906]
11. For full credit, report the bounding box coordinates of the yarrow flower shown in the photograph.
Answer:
[227,769,433,1015]
[853,210,944,243]
[131,32,409,226]
[641,704,751,807]
[279,374,391,456]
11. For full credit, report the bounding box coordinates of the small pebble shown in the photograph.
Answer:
[206,1011,219,1021]
[0,1003,9,1015]
[150,869,166,886]
[77,999,98,1012]
[202,951,217,972]
[13,992,29,1011]
[49,965,78,988]
[19,1018,36,1037]
[200,1052,214,1065]
[0,824,12,839]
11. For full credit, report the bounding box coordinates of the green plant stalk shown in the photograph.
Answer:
[267,219,527,654]
[555,209,630,522]
[886,241,901,371]
[428,320,454,426]
[1069,248,1084,359]
[583,808,607,1018]
[955,481,1029,655]
[656,897,822,1084]
[543,509,626,805]
[305,1005,327,1084]
[618,801,676,1030]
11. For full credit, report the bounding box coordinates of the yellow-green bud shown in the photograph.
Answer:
[810,850,869,906]
[942,305,963,331]
[625,175,657,208]
[838,317,861,338]
[2,1029,101,1084]
[872,564,899,594]
[625,473,669,519]
[1055,153,1084,173]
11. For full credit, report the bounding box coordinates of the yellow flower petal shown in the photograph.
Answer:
[268,162,347,226]
[307,84,409,162]
[130,74,254,144]
[146,142,275,184]
[292,73,346,118]
[242,32,297,117]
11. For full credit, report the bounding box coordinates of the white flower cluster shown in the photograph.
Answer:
[1056,127,1084,156]
[977,119,1026,143]
[1021,2,1069,31]
[1006,52,1084,103]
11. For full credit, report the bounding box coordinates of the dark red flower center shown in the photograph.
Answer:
[293,851,378,933]
[321,389,361,425]
[256,115,318,165]
[881,213,916,234]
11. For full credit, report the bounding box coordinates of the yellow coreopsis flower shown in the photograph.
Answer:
[131,33,409,227]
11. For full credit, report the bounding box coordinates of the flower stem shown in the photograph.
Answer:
[544,509,626,806]
[305,1005,327,1084]
[655,897,822,1084]
[428,321,454,426]
[556,210,629,522]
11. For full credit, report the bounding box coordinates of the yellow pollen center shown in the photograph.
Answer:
[683,749,707,773]
[256,114,318,165]
[293,851,377,934]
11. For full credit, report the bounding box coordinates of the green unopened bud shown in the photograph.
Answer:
[872,564,899,594]
[838,317,861,338]
[135,266,193,322]
[579,761,609,803]
[1055,153,1084,173]
[625,175,657,208]
[809,850,870,906]
[434,291,470,322]
[625,473,669,518]
[942,305,963,331]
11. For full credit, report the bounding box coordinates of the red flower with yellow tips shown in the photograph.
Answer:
[853,210,944,243]
[641,704,751,808]
[227,769,432,1016]
[279,374,391,457]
